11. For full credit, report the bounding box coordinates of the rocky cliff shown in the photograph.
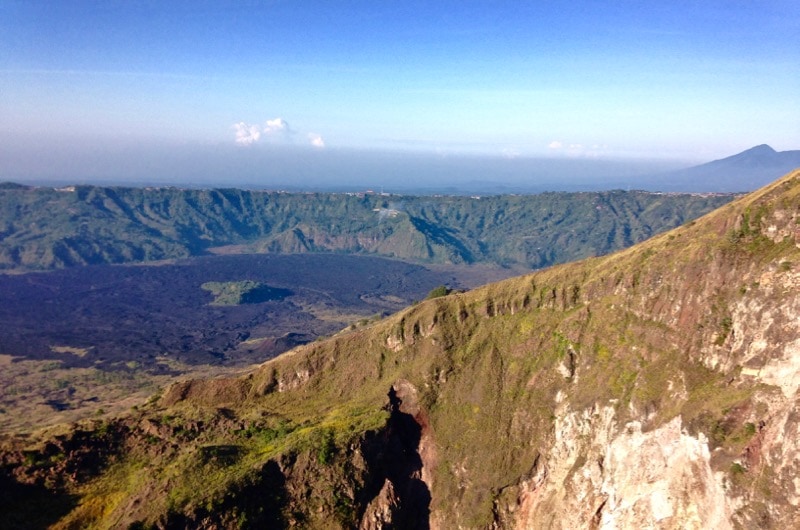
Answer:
[1,170,798,529]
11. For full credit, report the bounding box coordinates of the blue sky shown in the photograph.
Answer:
[1,1,798,188]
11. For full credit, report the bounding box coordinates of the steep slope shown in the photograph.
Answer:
[1,171,799,529]
[0,185,732,271]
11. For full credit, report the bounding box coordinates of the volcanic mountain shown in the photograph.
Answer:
[652,144,800,192]
[2,170,799,529]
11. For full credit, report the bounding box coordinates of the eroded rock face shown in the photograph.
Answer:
[492,411,732,530]
[492,391,800,530]
[482,177,800,529]
[359,381,433,530]
[599,418,732,529]
[360,479,399,530]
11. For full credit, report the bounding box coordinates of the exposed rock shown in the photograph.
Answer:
[360,479,399,530]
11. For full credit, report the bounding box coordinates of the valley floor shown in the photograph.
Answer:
[0,253,519,433]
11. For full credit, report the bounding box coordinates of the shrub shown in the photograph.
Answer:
[316,429,336,465]
[425,285,449,299]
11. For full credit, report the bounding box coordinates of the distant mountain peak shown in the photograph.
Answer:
[720,144,778,163]
[743,144,776,154]
[653,144,800,192]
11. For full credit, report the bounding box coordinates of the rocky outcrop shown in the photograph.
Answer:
[496,408,734,529]
[359,381,433,529]
[360,479,400,530]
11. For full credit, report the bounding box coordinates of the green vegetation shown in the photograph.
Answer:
[730,462,746,475]
[425,284,450,299]
[0,184,734,272]
[200,281,290,306]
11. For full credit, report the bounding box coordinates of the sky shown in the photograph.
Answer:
[1,1,799,190]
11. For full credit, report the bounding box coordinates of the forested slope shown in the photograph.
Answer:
[0,183,733,271]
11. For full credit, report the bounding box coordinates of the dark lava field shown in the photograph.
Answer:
[0,254,507,373]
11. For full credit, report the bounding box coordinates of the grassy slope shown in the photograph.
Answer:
[1,172,798,528]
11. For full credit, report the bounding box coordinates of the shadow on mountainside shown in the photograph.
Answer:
[0,473,79,530]
[359,386,431,529]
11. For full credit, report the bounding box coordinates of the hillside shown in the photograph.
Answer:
[0,184,733,272]
[1,170,799,529]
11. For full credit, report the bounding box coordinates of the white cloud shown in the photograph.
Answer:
[232,117,324,147]
[264,117,290,135]
[308,133,325,148]
[548,140,563,149]
[232,122,261,145]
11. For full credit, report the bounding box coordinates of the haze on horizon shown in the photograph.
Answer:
[1,1,798,191]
